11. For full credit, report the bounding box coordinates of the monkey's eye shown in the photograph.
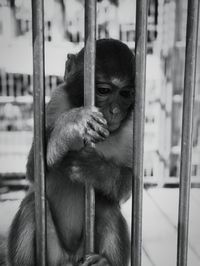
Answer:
[120,90,132,98]
[96,86,111,95]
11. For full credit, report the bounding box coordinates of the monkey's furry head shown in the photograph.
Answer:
[76,39,135,81]
[64,39,135,107]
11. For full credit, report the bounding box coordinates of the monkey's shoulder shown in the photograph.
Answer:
[46,83,74,127]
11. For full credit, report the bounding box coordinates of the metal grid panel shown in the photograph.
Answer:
[30,1,200,265]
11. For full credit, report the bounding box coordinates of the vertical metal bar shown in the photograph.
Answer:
[32,0,47,265]
[84,0,96,254]
[131,0,148,265]
[177,1,199,265]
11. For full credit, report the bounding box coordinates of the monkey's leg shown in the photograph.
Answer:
[81,203,130,266]
[8,192,70,266]
[8,193,35,266]
[99,213,130,266]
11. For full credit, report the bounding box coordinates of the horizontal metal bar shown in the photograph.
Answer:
[84,0,96,255]
[31,0,47,265]
[177,0,200,266]
[131,0,148,265]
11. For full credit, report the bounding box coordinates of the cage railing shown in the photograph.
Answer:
[32,0,47,265]
[177,0,200,266]
[84,0,96,254]
[131,0,148,265]
[31,0,200,265]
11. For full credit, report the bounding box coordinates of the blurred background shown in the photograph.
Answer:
[0,0,199,265]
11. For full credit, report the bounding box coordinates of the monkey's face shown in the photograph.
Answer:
[65,39,135,131]
[95,74,134,132]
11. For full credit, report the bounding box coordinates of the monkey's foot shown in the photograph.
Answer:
[81,254,110,266]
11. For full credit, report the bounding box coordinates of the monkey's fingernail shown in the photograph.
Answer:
[104,130,109,137]
[101,118,107,125]
[98,111,103,116]
[85,254,92,260]
[95,115,106,123]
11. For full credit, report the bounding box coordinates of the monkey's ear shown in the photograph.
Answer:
[64,53,77,82]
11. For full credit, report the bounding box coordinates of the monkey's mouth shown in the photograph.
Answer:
[108,121,121,132]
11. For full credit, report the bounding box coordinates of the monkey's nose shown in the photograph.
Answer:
[110,107,120,114]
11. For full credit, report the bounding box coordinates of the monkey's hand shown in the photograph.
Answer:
[47,107,109,167]
[75,106,110,146]
[81,254,110,266]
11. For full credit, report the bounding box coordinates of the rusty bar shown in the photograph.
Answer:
[177,0,199,265]
[131,0,148,265]
[84,0,96,254]
[31,0,47,265]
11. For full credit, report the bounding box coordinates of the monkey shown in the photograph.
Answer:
[7,39,135,266]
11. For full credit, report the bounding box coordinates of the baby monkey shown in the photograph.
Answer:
[8,39,134,266]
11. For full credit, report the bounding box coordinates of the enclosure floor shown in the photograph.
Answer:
[122,188,200,266]
[0,188,200,266]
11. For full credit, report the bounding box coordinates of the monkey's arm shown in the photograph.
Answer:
[26,84,70,181]
[46,106,108,166]
[26,84,109,179]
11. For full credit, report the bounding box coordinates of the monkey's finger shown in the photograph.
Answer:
[85,106,103,119]
[91,112,107,127]
[92,263,110,266]
[81,261,90,266]
[86,129,105,143]
[84,254,110,266]
[84,254,100,263]
[87,120,109,138]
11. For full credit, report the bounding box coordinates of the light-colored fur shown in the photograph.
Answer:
[95,113,133,168]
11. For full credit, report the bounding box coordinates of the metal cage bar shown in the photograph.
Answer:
[84,0,97,254]
[131,0,148,265]
[32,0,47,265]
[177,0,200,265]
